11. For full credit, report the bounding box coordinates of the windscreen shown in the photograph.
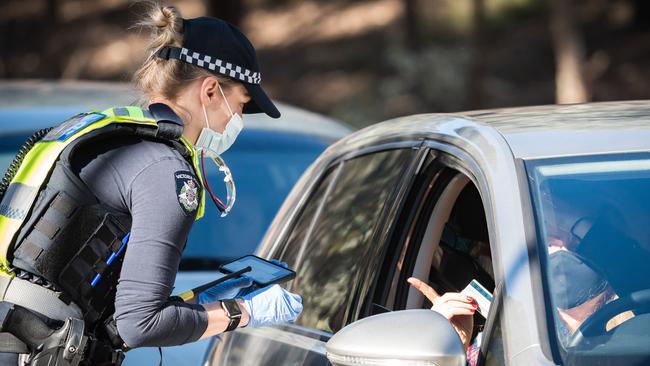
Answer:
[526,152,650,365]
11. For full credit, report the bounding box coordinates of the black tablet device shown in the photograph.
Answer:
[220,255,296,287]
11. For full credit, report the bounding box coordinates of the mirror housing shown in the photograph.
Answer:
[326,309,466,366]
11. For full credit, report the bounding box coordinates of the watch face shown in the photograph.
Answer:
[222,300,242,318]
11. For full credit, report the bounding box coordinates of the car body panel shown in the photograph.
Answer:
[206,326,329,366]
[460,100,650,158]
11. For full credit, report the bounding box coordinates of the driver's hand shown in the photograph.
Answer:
[408,277,476,348]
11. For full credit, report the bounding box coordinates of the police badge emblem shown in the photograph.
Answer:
[175,171,200,215]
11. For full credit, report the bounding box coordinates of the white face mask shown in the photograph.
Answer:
[195,85,243,157]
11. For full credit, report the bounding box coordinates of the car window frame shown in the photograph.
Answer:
[429,146,510,361]
[477,281,505,366]
[516,157,560,363]
[383,148,489,309]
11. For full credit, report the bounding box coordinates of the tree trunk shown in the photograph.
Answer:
[633,0,650,30]
[45,0,63,78]
[207,0,246,27]
[47,0,59,25]
[467,0,486,109]
[404,0,421,52]
[550,0,589,104]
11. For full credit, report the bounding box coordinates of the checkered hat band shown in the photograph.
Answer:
[158,46,261,85]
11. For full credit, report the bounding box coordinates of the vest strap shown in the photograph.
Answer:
[149,103,184,141]
[34,218,59,240]
[50,194,76,218]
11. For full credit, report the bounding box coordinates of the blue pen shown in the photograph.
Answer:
[90,232,131,287]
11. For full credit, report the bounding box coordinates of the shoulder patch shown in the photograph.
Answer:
[175,170,200,216]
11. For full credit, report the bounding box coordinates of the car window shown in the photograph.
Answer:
[400,174,495,309]
[425,180,495,347]
[290,149,414,334]
[184,148,322,265]
[0,153,15,175]
[431,182,494,293]
[278,165,340,270]
[387,159,496,353]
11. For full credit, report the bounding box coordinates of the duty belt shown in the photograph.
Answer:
[0,273,126,365]
[0,271,82,321]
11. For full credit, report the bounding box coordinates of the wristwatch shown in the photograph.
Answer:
[221,299,242,332]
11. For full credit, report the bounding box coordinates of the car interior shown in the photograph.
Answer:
[395,168,496,341]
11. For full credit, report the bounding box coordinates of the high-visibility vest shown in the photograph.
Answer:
[0,105,204,323]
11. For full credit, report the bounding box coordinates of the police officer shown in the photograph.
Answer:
[0,4,302,365]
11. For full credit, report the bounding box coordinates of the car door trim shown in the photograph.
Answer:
[477,281,505,366]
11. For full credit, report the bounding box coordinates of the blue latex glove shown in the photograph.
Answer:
[242,284,302,328]
[269,259,289,268]
[197,276,254,305]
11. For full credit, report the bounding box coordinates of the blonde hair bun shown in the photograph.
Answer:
[153,5,183,33]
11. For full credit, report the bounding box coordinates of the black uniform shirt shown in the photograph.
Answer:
[76,135,208,348]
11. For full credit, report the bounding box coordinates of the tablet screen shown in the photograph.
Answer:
[221,256,294,285]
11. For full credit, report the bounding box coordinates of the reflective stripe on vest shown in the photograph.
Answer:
[0,106,204,271]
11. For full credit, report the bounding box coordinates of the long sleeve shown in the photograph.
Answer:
[77,138,208,348]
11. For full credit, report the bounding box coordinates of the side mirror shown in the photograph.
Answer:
[326,309,466,366]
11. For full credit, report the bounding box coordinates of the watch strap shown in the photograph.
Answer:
[221,300,242,332]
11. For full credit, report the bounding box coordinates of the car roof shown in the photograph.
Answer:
[459,101,650,158]
[0,80,353,141]
[328,101,650,160]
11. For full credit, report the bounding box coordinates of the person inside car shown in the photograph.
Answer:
[547,222,634,342]
[407,277,481,365]
[407,221,632,366]
[548,246,618,337]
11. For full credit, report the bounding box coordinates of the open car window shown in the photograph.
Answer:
[396,168,495,309]
[381,153,497,363]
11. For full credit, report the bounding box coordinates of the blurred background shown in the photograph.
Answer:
[2,0,650,128]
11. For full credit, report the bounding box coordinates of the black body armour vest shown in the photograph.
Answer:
[7,105,190,327]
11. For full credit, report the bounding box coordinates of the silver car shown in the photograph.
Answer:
[204,101,650,366]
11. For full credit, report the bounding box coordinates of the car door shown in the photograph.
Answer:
[204,146,421,366]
